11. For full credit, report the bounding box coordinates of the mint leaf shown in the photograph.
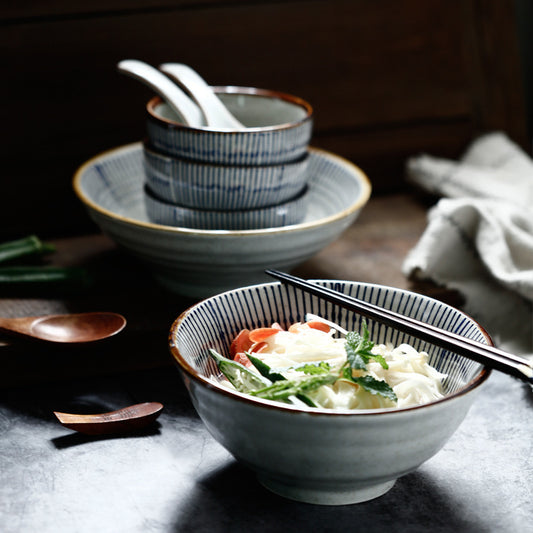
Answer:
[370,353,389,369]
[345,330,374,370]
[345,321,388,370]
[351,375,397,402]
[294,361,331,375]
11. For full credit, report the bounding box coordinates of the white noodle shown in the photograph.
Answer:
[252,322,447,409]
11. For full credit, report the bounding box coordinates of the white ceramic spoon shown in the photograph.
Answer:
[117,59,205,127]
[159,63,245,130]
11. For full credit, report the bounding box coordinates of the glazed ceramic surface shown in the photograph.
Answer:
[146,87,313,165]
[143,144,309,210]
[169,280,491,505]
[144,185,307,230]
[73,143,370,297]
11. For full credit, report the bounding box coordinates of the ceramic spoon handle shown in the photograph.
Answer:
[159,63,245,130]
[117,59,205,127]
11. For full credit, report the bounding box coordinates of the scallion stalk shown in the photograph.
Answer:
[0,235,55,264]
[0,266,92,290]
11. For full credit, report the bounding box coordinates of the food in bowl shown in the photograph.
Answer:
[209,315,447,410]
[169,280,491,505]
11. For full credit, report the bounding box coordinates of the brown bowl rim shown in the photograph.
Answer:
[168,281,493,417]
[146,85,314,133]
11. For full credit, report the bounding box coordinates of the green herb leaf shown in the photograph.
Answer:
[208,349,271,393]
[246,352,285,382]
[350,375,397,402]
[345,320,388,370]
[294,394,318,407]
[294,361,331,375]
[250,374,337,402]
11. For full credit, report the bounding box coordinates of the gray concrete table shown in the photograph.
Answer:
[1,366,531,533]
[0,197,531,532]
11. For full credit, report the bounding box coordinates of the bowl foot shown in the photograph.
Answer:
[257,474,396,506]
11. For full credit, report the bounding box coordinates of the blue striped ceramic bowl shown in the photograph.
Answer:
[144,184,307,230]
[169,280,491,505]
[143,144,309,210]
[73,143,371,297]
[146,87,313,165]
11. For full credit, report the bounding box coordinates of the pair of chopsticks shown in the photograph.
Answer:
[265,270,533,385]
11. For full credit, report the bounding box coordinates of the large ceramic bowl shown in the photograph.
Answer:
[73,143,370,298]
[143,143,309,210]
[144,184,307,230]
[169,280,491,505]
[146,86,313,165]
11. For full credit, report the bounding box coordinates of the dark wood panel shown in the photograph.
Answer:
[0,0,527,239]
[0,0,240,21]
[314,118,477,193]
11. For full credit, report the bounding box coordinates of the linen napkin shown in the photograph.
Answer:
[402,132,533,359]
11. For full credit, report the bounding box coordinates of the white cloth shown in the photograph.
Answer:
[403,132,533,358]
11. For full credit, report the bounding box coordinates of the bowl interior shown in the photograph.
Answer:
[171,281,491,409]
[153,89,310,128]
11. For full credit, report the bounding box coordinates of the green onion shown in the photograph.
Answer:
[0,266,92,292]
[209,349,271,392]
[246,352,286,382]
[0,235,55,264]
[250,374,338,401]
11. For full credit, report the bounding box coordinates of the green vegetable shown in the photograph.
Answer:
[0,266,87,283]
[246,353,318,407]
[0,235,55,264]
[246,352,285,382]
[210,319,399,408]
[250,374,337,401]
[341,374,398,402]
[295,361,331,375]
[209,349,271,392]
[345,321,388,370]
[289,394,318,408]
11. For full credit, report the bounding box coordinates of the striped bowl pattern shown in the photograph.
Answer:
[73,143,371,297]
[143,145,309,210]
[169,280,491,504]
[146,87,313,166]
[144,184,307,230]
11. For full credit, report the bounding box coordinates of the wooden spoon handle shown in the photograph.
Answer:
[54,402,163,435]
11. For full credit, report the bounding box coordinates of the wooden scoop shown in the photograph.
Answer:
[54,402,163,435]
[0,311,126,343]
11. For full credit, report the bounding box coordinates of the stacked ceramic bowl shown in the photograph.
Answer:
[142,87,314,230]
[74,81,372,297]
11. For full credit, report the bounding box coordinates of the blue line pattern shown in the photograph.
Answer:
[174,280,487,402]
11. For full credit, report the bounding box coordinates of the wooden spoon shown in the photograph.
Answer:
[0,311,126,343]
[54,402,163,435]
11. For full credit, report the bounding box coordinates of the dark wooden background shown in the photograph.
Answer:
[2,0,529,240]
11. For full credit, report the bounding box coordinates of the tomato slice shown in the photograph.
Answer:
[306,320,331,333]
[249,327,279,343]
[250,341,268,353]
[230,329,252,357]
[233,352,253,368]
[288,322,303,333]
